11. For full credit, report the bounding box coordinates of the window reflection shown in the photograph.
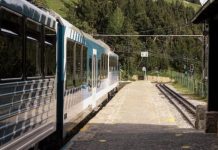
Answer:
[26,19,41,77]
[66,41,88,89]
[82,47,87,82]
[0,9,57,81]
[99,54,108,79]
[66,40,75,88]
[75,44,82,86]
[44,27,56,76]
[109,56,118,72]
[0,9,23,79]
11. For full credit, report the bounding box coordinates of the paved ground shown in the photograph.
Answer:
[62,81,218,150]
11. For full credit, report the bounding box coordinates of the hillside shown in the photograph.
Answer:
[36,0,201,18]
[44,0,75,17]
[65,0,203,77]
[33,0,203,79]
[32,0,76,17]
[165,0,201,11]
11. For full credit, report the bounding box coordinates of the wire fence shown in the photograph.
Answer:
[119,69,207,98]
[170,71,208,98]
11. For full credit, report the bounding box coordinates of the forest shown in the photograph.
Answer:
[33,0,203,79]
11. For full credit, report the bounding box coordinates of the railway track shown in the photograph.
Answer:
[156,83,196,127]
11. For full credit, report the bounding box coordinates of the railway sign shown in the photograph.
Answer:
[141,51,148,57]
[142,66,146,72]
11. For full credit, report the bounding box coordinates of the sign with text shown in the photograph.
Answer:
[141,51,148,57]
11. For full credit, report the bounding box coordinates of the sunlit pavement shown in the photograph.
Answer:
[62,81,218,150]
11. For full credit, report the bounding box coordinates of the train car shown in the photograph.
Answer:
[0,0,57,149]
[0,0,119,149]
[56,16,119,139]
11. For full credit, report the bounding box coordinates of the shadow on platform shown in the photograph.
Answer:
[67,123,218,150]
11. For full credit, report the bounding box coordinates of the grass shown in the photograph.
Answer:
[183,1,201,11]
[164,0,201,11]
[45,0,76,17]
[171,81,207,102]
[45,0,201,17]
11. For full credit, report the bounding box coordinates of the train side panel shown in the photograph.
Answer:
[0,1,57,149]
[57,21,92,138]
[59,19,119,138]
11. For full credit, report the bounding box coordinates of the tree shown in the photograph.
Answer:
[63,0,202,78]
[107,7,125,34]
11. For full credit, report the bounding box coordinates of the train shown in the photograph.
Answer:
[0,0,119,149]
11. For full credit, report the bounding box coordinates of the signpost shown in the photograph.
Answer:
[142,66,147,80]
[142,66,146,72]
[141,51,148,80]
[190,64,194,76]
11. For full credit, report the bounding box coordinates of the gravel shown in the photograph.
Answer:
[157,86,193,129]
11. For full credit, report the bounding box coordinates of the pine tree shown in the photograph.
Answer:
[107,7,125,34]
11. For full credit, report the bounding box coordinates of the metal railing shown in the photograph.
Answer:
[170,71,208,98]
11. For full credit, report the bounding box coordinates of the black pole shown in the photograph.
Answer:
[208,20,218,111]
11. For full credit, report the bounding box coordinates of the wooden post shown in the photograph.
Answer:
[206,20,218,133]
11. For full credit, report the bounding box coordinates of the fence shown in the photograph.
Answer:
[170,71,208,98]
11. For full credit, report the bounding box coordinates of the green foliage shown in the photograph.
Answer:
[65,0,203,79]
[31,0,47,7]
[33,0,203,80]
[45,0,69,17]
[30,0,77,17]
[165,0,200,11]
[107,7,125,34]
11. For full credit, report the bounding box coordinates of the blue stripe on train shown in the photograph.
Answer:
[57,22,66,140]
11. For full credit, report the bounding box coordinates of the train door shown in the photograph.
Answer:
[92,49,97,107]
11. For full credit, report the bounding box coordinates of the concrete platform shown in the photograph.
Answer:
[62,81,218,150]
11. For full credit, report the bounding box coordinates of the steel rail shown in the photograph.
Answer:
[156,83,196,127]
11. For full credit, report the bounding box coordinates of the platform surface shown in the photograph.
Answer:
[62,81,218,150]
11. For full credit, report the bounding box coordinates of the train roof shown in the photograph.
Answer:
[192,0,218,23]
[0,0,56,29]
[85,34,116,54]
[96,40,111,50]
[56,14,85,44]
[56,13,83,36]
[54,12,98,46]
[109,51,118,57]
[96,39,118,56]
[57,15,116,54]
[82,32,104,48]
[82,32,118,55]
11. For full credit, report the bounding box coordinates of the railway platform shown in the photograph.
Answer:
[62,81,218,150]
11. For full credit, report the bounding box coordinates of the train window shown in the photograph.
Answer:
[104,55,107,78]
[109,56,113,71]
[89,57,92,79]
[66,40,75,89]
[26,19,42,77]
[109,56,118,72]
[66,41,87,88]
[100,54,108,79]
[44,27,56,76]
[105,55,108,76]
[75,43,82,86]
[82,46,87,82]
[98,59,101,78]
[100,55,103,79]
[0,9,23,80]
[101,55,104,78]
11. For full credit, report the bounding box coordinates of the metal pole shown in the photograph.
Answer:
[144,57,147,80]
[94,34,203,37]
[203,23,206,80]
[127,42,130,79]
[203,22,208,97]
